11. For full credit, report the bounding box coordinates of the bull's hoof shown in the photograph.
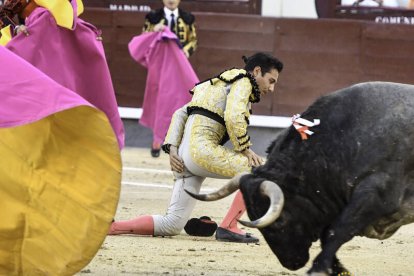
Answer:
[306,272,329,276]
[332,261,350,275]
[306,267,331,276]
[215,227,259,243]
[307,268,350,276]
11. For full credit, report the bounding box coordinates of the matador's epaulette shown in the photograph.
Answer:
[145,8,164,24]
[178,9,195,25]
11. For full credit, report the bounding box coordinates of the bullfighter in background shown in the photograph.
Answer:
[137,0,198,157]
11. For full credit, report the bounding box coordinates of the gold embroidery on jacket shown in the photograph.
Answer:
[164,69,254,170]
[142,15,197,57]
[188,69,253,152]
[189,115,250,177]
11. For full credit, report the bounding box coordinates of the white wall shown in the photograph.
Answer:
[262,0,318,18]
[261,0,283,17]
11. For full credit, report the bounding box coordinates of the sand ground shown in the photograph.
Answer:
[77,147,414,276]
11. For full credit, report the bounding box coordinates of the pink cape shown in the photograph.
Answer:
[5,5,125,148]
[128,29,198,144]
[0,46,92,127]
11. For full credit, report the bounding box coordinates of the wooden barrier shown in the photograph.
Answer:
[82,8,414,116]
[83,0,261,14]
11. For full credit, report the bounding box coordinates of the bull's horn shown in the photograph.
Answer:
[185,172,248,201]
[239,180,284,228]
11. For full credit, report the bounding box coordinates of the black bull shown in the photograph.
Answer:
[187,82,414,275]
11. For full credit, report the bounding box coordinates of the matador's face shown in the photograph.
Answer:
[163,0,180,11]
[254,67,279,96]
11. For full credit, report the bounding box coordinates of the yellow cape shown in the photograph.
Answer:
[0,25,12,46]
[34,0,84,29]
[0,106,121,275]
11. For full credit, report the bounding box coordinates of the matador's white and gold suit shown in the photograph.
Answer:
[153,68,262,235]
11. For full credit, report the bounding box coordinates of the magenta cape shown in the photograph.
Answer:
[0,46,121,275]
[5,6,125,149]
[0,47,93,127]
[128,29,198,144]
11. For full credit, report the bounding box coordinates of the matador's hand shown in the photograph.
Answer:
[14,25,29,36]
[169,145,184,173]
[241,148,263,168]
[153,23,165,32]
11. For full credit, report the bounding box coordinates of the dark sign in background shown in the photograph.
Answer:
[315,0,414,23]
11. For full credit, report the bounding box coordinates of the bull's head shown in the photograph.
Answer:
[185,172,312,271]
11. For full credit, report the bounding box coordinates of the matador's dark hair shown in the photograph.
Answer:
[242,52,283,75]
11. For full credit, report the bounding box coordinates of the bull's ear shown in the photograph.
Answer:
[266,140,277,154]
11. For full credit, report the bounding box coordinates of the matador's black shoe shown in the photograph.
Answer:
[150,147,160,158]
[215,227,259,243]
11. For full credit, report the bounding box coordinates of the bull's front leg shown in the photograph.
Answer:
[330,256,349,275]
[307,228,350,276]
[322,228,350,275]
[307,172,401,275]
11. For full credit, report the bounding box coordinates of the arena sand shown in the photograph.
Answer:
[76,148,414,276]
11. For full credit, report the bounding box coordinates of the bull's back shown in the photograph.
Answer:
[301,82,414,142]
[312,82,413,124]
[271,82,414,182]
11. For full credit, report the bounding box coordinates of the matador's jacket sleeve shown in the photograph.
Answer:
[224,77,253,152]
[142,8,197,57]
[162,103,189,153]
[177,9,197,57]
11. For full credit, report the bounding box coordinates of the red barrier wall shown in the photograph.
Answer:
[82,8,414,116]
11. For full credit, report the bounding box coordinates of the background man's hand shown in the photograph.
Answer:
[169,145,184,173]
[241,148,263,167]
[153,23,165,32]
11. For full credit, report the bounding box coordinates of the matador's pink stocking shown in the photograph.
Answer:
[108,215,154,235]
[218,191,246,235]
